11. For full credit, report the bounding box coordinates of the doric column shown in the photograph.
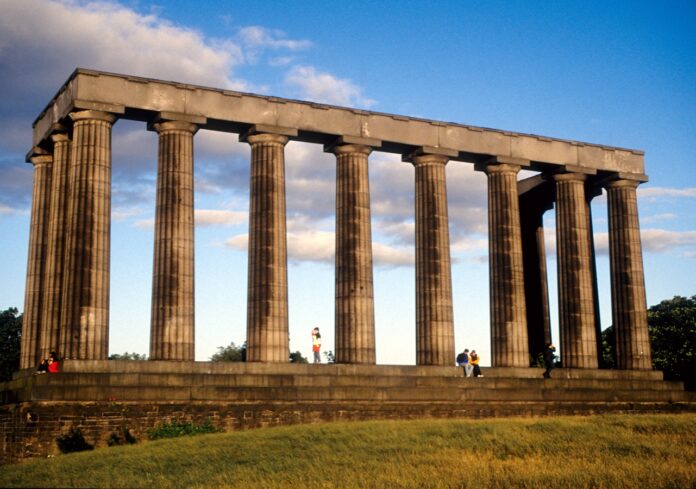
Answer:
[38,131,71,360]
[408,149,455,366]
[483,161,529,367]
[59,110,116,360]
[327,138,379,364]
[605,177,652,369]
[242,126,297,362]
[518,175,555,362]
[149,119,199,361]
[20,153,53,369]
[553,172,598,368]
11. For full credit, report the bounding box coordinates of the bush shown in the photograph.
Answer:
[56,428,94,454]
[148,419,221,440]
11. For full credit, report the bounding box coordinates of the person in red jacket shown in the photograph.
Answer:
[47,351,60,373]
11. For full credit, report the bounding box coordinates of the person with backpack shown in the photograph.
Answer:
[456,349,472,377]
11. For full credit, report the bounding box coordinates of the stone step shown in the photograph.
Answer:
[21,371,684,392]
[16,380,691,404]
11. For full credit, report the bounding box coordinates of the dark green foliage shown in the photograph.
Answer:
[56,428,94,454]
[0,307,22,381]
[648,295,696,389]
[107,428,137,446]
[600,325,616,369]
[289,350,308,363]
[108,352,147,360]
[148,419,221,440]
[210,341,246,362]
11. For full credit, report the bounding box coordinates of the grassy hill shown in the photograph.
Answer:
[1,413,694,488]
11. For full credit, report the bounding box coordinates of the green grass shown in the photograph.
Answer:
[1,414,695,488]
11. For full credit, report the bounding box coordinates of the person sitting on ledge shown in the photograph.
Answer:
[47,351,60,373]
[470,350,483,377]
[36,358,48,374]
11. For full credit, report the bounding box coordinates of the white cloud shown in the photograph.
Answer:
[285,65,376,108]
[238,26,312,59]
[543,227,696,258]
[638,187,696,198]
[195,209,247,227]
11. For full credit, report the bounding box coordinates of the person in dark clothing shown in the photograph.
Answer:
[543,343,556,379]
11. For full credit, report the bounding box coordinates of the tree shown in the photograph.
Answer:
[0,307,22,381]
[109,352,147,360]
[648,295,696,390]
[210,342,246,362]
[289,351,308,363]
[599,325,616,369]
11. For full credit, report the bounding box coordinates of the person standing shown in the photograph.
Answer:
[470,350,482,377]
[543,343,556,379]
[312,327,322,364]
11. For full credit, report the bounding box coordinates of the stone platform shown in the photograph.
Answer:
[1,361,694,463]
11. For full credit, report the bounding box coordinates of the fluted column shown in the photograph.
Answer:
[410,152,454,366]
[20,154,53,369]
[605,178,651,369]
[149,120,197,361]
[38,132,71,361]
[243,131,291,362]
[59,110,116,360]
[485,163,529,366]
[331,143,376,364]
[554,172,598,368]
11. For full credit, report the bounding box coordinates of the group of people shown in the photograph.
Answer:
[456,349,482,377]
[36,351,60,373]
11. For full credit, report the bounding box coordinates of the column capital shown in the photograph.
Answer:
[403,146,457,165]
[69,110,117,124]
[51,132,70,144]
[475,155,529,174]
[552,171,588,183]
[329,144,373,156]
[239,124,297,143]
[324,135,381,153]
[29,154,53,167]
[604,178,641,190]
[244,132,289,146]
[152,120,199,135]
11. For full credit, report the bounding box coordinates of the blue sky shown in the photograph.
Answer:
[0,0,694,364]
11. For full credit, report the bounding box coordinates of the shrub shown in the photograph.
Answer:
[56,428,94,454]
[148,419,221,440]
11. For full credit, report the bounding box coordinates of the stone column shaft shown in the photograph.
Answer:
[412,154,454,366]
[20,154,53,369]
[245,133,290,362]
[333,144,376,364]
[149,121,197,361]
[485,163,529,366]
[38,133,71,360]
[554,173,598,368]
[606,179,652,369]
[59,110,116,360]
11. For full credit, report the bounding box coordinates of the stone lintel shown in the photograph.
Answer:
[239,124,298,142]
[73,99,126,116]
[402,145,458,163]
[323,135,382,152]
[31,70,647,175]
